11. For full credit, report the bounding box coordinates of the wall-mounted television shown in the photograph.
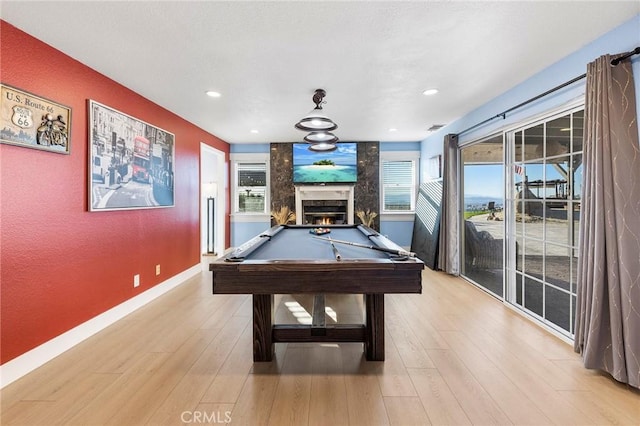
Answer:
[292,142,358,184]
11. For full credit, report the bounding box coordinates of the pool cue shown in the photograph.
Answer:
[313,235,416,258]
[327,236,342,261]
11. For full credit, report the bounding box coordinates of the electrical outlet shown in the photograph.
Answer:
[155,264,160,276]
[134,274,140,287]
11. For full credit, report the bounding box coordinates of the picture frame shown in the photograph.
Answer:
[88,100,175,211]
[0,83,71,154]
[428,154,442,179]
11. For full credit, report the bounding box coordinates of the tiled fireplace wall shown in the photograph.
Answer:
[270,142,380,230]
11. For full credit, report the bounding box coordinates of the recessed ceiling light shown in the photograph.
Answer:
[250,129,259,134]
[389,128,398,132]
[422,88,439,96]
[206,91,221,98]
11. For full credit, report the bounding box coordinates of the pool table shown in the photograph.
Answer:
[209,224,423,361]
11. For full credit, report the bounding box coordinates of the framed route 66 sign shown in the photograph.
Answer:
[0,83,71,154]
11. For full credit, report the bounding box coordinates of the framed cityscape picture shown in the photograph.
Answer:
[88,100,175,211]
[0,83,71,154]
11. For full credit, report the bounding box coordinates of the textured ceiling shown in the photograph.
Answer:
[2,1,638,143]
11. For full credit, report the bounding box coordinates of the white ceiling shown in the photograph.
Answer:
[2,1,638,144]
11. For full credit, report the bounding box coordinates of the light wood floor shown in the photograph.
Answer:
[2,266,639,425]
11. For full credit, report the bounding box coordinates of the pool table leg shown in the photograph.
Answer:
[253,294,274,362]
[365,293,385,361]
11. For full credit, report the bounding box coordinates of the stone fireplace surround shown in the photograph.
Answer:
[269,142,380,230]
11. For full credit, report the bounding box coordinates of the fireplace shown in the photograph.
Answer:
[302,200,348,225]
[295,185,354,225]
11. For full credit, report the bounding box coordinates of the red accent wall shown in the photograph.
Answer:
[0,21,230,364]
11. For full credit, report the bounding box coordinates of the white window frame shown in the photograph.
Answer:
[503,103,585,340]
[230,153,270,221]
[379,151,420,220]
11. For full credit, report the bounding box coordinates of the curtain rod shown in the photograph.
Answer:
[611,46,640,65]
[456,46,640,138]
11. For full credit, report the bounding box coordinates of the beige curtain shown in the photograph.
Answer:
[574,53,640,389]
[437,134,460,275]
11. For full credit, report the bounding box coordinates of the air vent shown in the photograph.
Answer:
[428,124,445,132]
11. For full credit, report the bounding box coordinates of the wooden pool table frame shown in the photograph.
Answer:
[209,224,423,362]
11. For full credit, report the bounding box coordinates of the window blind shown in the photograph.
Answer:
[382,160,415,211]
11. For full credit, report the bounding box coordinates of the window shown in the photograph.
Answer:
[380,153,419,213]
[231,154,269,215]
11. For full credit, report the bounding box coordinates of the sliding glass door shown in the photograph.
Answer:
[459,106,583,338]
[460,134,505,297]
[505,107,583,336]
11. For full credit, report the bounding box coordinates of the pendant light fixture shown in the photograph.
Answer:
[294,89,338,132]
[295,89,340,151]
[295,89,338,152]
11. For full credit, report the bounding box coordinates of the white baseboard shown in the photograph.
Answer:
[0,264,201,389]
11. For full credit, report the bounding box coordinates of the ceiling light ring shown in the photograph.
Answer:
[307,142,338,152]
[303,131,339,144]
[295,117,337,132]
